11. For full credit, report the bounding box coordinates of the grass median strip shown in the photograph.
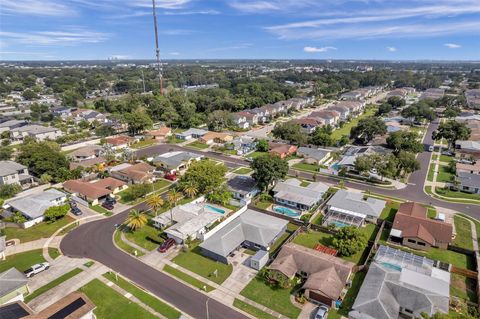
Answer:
[114,230,145,257]
[48,248,61,260]
[103,272,181,319]
[233,299,277,319]
[162,265,215,292]
[25,268,83,303]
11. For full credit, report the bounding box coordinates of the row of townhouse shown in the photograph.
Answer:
[465,89,480,109]
[232,96,314,129]
[386,87,416,99]
[340,86,383,101]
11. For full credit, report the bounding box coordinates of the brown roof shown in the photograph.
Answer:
[106,135,133,146]
[117,162,155,182]
[293,118,324,126]
[402,224,436,245]
[62,178,125,200]
[269,243,354,300]
[397,202,427,218]
[392,202,453,246]
[269,142,297,155]
[69,156,106,170]
[69,145,102,158]
[145,127,171,137]
[456,162,480,174]
[92,177,126,190]
[30,292,95,319]
[200,132,232,142]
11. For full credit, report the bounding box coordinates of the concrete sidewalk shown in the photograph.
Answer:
[5,236,63,256]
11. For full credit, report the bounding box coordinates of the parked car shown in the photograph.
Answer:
[101,202,114,210]
[105,197,116,204]
[314,306,329,319]
[24,262,50,278]
[164,173,177,181]
[441,151,453,156]
[158,238,176,253]
[428,145,434,152]
[71,207,82,216]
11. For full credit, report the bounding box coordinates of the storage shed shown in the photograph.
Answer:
[250,250,269,270]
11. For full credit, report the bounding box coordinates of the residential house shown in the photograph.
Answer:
[465,89,480,109]
[69,156,106,171]
[145,127,172,141]
[30,292,96,319]
[340,91,363,100]
[175,128,208,140]
[199,132,233,144]
[455,140,480,161]
[248,107,270,123]
[0,161,34,187]
[273,178,328,212]
[63,177,127,205]
[293,118,324,134]
[10,125,63,142]
[68,145,103,162]
[232,112,250,129]
[269,243,354,307]
[231,136,256,155]
[109,162,155,184]
[72,109,108,125]
[419,88,445,101]
[227,176,259,205]
[336,146,391,171]
[296,147,331,165]
[310,110,340,126]
[390,202,453,250]
[2,189,68,228]
[328,105,350,121]
[350,245,450,319]
[151,201,224,243]
[0,268,29,305]
[51,106,73,118]
[288,98,306,111]
[456,161,480,175]
[152,151,203,174]
[105,135,134,150]
[386,88,408,99]
[199,209,288,264]
[0,236,5,261]
[325,189,386,226]
[269,142,297,159]
[339,101,365,115]
[455,171,480,194]
[0,120,27,134]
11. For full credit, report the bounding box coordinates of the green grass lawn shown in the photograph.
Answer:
[114,230,145,257]
[427,163,435,182]
[427,207,437,219]
[233,299,277,319]
[331,107,377,140]
[185,141,209,149]
[327,271,366,319]
[379,201,400,222]
[162,265,214,292]
[130,139,157,149]
[48,248,61,260]
[90,204,113,216]
[450,273,478,303]
[435,187,480,202]
[255,200,272,210]
[84,261,95,268]
[269,231,291,256]
[436,165,453,183]
[453,216,474,250]
[124,222,163,251]
[0,249,46,273]
[292,162,320,172]
[4,216,75,242]
[359,223,379,242]
[439,154,454,163]
[171,247,232,285]
[300,180,311,187]
[240,277,301,319]
[79,279,158,319]
[25,268,83,302]
[118,179,172,204]
[233,167,253,174]
[247,151,267,159]
[103,272,181,319]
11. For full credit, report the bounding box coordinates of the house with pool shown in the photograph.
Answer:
[272,178,329,217]
[152,200,229,243]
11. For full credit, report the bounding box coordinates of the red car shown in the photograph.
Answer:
[158,238,176,253]
[101,202,114,210]
[164,173,177,181]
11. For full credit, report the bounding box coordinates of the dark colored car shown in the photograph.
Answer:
[164,173,177,181]
[71,207,82,216]
[105,197,117,204]
[158,238,176,253]
[101,202,114,210]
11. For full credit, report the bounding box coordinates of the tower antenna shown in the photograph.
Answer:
[152,0,163,95]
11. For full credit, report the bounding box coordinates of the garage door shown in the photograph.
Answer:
[309,291,332,306]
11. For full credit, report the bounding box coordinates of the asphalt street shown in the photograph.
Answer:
[60,204,248,319]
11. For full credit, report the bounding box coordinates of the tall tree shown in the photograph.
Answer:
[166,189,182,225]
[124,209,148,231]
[386,131,424,154]
[251,154,289,191]
[350,117,387,145]
[124,109,153,135]
[432,120,471,150]
[146,195,164,217]
[179,160,227,194]
[272,121,307,146]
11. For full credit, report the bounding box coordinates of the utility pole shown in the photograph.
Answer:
[151,0,163,95]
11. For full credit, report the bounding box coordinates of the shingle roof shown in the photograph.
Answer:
[11,124,59,134]
[273,178,328,207]
[0,268,28,298]
[227,176,258,195]
[152,151,202,169]
[199,209,288,257]
[0,161,26,177]
[457,171,480,188]
[63,180,112,200]
[327,189,386,218]
[69,145,102,158]
[297,147,330,161]
[6,189,66,219]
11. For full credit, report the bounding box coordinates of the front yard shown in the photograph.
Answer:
[124,221,164,251]
[233,167,253,175]
[130,138,157,149]
[435,187,480,202]
[4,216,75,243]
[185,141,209,150]
[247,151,267,159]
[171,247,233,285]
[436,165,454,183]
[292,162,320,172]
[0,249,46,272]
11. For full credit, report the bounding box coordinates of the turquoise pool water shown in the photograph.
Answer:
[205,204,225,214]
[331,221,349,228]
[381,262,402,272]
[331,163,341,171]
[273,206,301,217]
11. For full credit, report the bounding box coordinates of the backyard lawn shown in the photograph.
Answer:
[240,277,301,319]
[185,141,209,150]
[171,247,232,285]
[331,107,377,140]
[292,162,320,172]
[4,216,75,242]
[233,167,253,175]
[162,265,214,292]
[25,268,83,302]
[78,279,158,319]
[379,201,400,222]
[453,216,474,250]
[255,199,273,210]
[124,222,164,251]
[0,249,46,272]
[103,272,181,319]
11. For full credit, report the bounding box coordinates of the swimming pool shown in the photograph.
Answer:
[273,206,301,217]
[330,221,350,228]
[205,204,225,214]
[331,163,341,171]
[381,262,402,272]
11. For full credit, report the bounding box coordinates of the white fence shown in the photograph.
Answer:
[201,204,248,241]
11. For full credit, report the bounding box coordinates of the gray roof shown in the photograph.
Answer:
[11,124,59,134]
[176,128,208,137]
[0,268,28,298]
[6,189,66,219]
[273,178,328,207]
[152,151,203,169]
[297,147,330,161]
[227,176,258,195]
[350,246,450,319]
[0,120,26,128]
[200,209,288,258]
[327,189,386,218]
[0,161,26,177]
[456,140,480,151]
[457,171,480,188]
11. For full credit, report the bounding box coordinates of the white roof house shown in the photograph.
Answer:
[273,178,328,211]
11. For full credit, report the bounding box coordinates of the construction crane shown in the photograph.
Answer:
[151,0,163,95]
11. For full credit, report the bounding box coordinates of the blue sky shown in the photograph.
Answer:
[1,0,480,61]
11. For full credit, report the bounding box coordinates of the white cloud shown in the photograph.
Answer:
[163,10,220,15]
[229,1,280,12]
[387,46,397,52]
[169,52,181,55]
[1,0,74,16]
[0,29,110,46]
[304,46,336,53]
[444,43,461,48]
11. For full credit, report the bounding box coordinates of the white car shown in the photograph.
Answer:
[24,262,50,278]
[314,306,329,319]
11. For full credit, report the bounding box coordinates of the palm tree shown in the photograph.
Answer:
[124,209,148,231]
[167,190,182,225]
[182,182,198,198]
[146,194,164,217]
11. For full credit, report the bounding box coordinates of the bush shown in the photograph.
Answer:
[0,184,22,199]
[44,204,70,222]
[332,226,367,257]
